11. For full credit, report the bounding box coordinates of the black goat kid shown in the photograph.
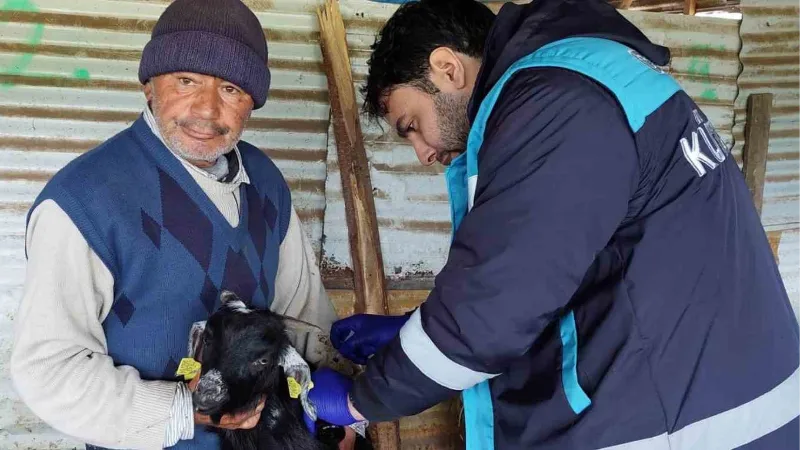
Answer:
[191,291,338,450]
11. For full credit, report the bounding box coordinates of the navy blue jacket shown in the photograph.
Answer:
[350,1,799,449]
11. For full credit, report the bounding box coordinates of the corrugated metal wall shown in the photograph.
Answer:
[733,0,799,228]
[732,0,799,317]
[322,1,743,285]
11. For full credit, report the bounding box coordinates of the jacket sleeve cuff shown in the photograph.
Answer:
[124,380,178,448]
[163,382,194,447]
[349,338,457,422]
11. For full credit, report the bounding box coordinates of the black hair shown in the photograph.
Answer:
[360,0,495,121]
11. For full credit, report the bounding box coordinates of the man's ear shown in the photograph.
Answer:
[428,46,467,93]
[143,81,153,102]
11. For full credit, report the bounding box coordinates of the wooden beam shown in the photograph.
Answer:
[609,0,740,13]
[316,1,401,449]
[684,0,697,15]
[742,93,774,217]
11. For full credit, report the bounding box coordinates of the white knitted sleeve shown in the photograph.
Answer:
[10,199,180,449]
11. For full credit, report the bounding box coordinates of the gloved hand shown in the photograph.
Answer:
[304,367,358,432]
[331,311,413,365]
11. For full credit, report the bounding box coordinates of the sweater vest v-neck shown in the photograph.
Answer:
[28,115,292,449]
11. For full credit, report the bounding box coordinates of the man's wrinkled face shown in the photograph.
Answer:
[144,72,254,167]
[384,85,471,167]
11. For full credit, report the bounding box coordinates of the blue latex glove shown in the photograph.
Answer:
[331,311,413,364]
[303,411,316,435]
[305,367,357,429]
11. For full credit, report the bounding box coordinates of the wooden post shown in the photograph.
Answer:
[620,0,635,9]
[316,1,401,449]
[684,0,697,15]
[742,93,774,217]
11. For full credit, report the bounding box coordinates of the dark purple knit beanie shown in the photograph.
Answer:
[138,0,270,109]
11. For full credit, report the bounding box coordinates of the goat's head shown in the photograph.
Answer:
[192,290,292,421]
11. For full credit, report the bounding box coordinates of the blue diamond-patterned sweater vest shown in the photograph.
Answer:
[27,115,292,449]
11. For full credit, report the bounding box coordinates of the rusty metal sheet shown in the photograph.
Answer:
[732,0,799,228]
[0,0,330,446]
[322,1,743,287]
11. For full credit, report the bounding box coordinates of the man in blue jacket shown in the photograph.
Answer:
[307,0,800,448]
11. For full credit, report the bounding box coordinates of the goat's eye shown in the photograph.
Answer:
[254,358,269,366]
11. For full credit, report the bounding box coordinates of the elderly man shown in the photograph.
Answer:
[10,0,347,449]
[307,0,800,449]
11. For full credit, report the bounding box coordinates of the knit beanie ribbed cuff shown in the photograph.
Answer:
[138,30,270,109]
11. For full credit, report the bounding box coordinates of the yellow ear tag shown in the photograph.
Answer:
[176,358,201,381]
[287,377,306,399]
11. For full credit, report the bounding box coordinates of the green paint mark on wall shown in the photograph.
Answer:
[1,0,91,88]
[73,68,91,80]
[688,58,711,78]
[1,0,44,87]
[4,0,34,10]
[700,89,719,101]
[686,44,718,102]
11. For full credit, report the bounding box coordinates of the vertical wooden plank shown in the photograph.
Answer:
[620,0,635,9]
[684,0,697,15]
[316,1,401,449]
[742,93,774,217]
[316,0,388,317]
[767,230,782,265]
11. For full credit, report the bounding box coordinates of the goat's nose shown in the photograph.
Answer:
[191,391,214,414]
[193,369,229,413]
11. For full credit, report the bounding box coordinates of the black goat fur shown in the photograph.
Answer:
[194,293,337,450]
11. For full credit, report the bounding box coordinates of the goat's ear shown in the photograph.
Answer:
[219,290,240,305]
[278,345,316,421]
[188,320,207,360]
